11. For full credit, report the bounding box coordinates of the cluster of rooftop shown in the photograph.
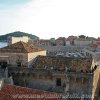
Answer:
[0,36,100,100]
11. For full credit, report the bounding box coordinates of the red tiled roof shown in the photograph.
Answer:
[38,39,50,42]
[0,41,45,53]
[96,38,100,41]
[89,42,100,48]
[0,84,61,100]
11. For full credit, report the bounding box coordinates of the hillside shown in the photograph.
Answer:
[0,31,39,42]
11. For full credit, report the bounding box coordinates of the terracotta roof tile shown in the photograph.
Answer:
[0,41,45,53]
[32,56,92,72]
[38,39,50,42]
[96,38,100,41]
[0,84,61,100]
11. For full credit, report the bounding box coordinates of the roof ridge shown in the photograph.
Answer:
[0,41,45,53]
[20,41,29,53]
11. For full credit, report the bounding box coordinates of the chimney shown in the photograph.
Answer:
[0,79,4,90]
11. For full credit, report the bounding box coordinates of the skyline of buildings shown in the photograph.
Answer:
[0,35,100,99]
[0,0,100,99]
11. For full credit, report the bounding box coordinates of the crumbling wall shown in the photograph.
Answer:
[92,66,100,100]
[11,70,65,93]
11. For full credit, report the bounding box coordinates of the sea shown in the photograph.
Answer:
[0,42,7,48]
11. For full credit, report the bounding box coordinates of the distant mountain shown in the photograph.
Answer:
[0,31,39,42]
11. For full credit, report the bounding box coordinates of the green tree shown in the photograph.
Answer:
[79,35,86,38]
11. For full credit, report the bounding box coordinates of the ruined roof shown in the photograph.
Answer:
[32,56,92,72]
[0,41,45,53]
[0,84,61,100]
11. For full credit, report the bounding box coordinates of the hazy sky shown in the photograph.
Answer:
[0,0,100,39]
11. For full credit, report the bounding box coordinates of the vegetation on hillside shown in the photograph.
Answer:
[79,35,86,38]
[0,31,39,42]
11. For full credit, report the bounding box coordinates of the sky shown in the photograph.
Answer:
[0,0,100,39]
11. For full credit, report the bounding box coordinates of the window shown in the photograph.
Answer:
[0,61,7,69]
[17,62,21,67]
[56,78,61,86]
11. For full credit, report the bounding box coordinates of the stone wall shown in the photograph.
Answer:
[8,36,29,45]
[11,70,65,92]
[0,52,28,67]
[0,50,46,68]
[39,45,87,56]
[68,73,93,99]
[9,67,93,95]
[40,46,86,52]
[74,40,93,46]
[28,50,46,67]
[92,65,100,100]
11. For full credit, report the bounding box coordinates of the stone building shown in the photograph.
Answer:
[0,41,46,68]
[84,43,100,61]
[8,55,100,100]
[74,37,95,46]
[7,36,30,45]
[50,38,56,46]
[55,37,66,46]
[93,38,100,44]
[0,40,100,99]
[66,35,77,45]
[37,39,51,46]
[41,45,87,56]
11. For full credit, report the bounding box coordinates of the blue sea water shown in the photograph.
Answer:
[0,42,7,48]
